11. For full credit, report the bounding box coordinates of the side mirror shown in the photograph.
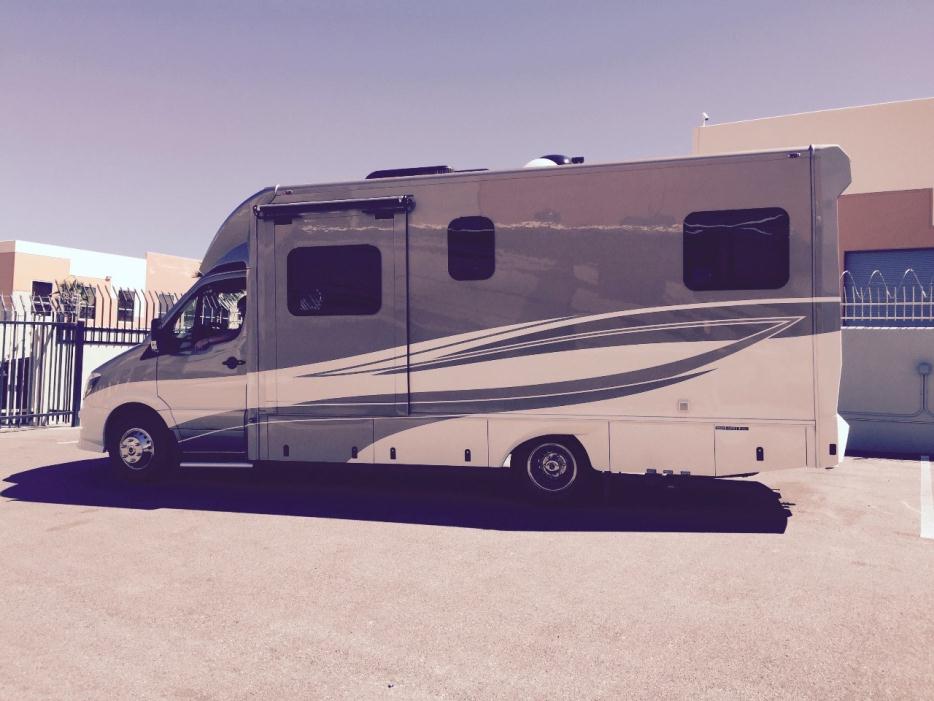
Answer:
[150,317,164,352]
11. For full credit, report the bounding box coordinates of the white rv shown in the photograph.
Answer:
[79,146,851,500]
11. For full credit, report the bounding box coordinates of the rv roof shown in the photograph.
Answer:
[199,145,846,277]
[282,145,835,191]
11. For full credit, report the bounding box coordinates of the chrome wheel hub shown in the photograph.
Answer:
[541,452,568,477]
[527,443,577,492]
[119,428,155,470]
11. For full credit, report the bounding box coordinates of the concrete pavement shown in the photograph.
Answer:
[0,428,932,699]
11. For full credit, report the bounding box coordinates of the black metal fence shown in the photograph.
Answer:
[0,284,180,428]
[0,320,83,427]
[2,282,180,343]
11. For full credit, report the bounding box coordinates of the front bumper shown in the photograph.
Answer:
[77,406,107,453]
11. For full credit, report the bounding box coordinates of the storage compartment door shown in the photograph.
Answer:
[610,422,715,476]
[715,424,807,475]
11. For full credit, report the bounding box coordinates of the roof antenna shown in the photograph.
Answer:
[701,112,710,127]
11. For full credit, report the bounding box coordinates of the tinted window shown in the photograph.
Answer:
[448,216,495,281]
[287,245,381,316]
[31,281,52,297]
[31,281,53,317]
[683,208,790,291]
[117,289,135,322]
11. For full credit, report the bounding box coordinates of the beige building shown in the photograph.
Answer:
[144,251,202,293]
[692,97,934,278]
[0,240,199,299]
[693,97,934,196]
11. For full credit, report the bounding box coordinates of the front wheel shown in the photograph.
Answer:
[513,438,590,502]
[107,413,177,482]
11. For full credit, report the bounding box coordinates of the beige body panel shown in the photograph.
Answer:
[372,418,489,466]
[265,418,375,463]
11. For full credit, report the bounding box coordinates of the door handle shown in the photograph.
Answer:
[222,356,246,369]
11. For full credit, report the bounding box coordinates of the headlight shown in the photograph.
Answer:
[84,372,102,398]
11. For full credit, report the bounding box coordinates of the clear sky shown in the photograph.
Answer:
[3,0,933,261]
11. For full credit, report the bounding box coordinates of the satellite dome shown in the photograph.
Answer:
[523,154,584,168]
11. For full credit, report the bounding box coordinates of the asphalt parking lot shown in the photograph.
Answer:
[0,428,932,700]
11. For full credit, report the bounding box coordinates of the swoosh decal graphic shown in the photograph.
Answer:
[298,316,798,414]
[297,299,831,379]
[304,315,577,378]
[373,317,799,377]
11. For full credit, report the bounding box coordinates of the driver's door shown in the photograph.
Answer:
[156,273,249,461]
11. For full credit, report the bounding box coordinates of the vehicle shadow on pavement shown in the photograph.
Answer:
[1,458,792,533]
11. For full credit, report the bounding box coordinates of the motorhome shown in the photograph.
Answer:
[78,146,851,499]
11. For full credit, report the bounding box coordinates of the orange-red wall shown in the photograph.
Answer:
[837,187,934,273]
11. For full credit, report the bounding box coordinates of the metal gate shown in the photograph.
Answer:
[0,319,84,427]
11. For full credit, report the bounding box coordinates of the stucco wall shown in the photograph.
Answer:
[0,251,71,297]
[693,97,934,204]
[12,240,146,289]
[840,328,934,455]
[10,252,71,295]
[145,251,199,294]
[0,252,17,297]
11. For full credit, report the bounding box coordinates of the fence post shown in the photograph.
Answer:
[70,321,85,427]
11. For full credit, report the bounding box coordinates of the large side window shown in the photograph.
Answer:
[448,216,495,281]
[683,208,790,291]
[170,277,246,353]
[287,245,381,316]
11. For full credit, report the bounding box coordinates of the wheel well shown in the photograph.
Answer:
[509,434,591,470]
[104,403,169,447]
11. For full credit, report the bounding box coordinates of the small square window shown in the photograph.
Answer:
[448,216,495,281]
[117,289,136,322]
[31,281,53,317]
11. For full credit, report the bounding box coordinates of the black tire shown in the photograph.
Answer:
[106,411,177,482]
[512,437,591,502]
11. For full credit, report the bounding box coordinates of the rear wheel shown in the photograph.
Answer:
[107,412,176,482]
[513,437,590,502]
